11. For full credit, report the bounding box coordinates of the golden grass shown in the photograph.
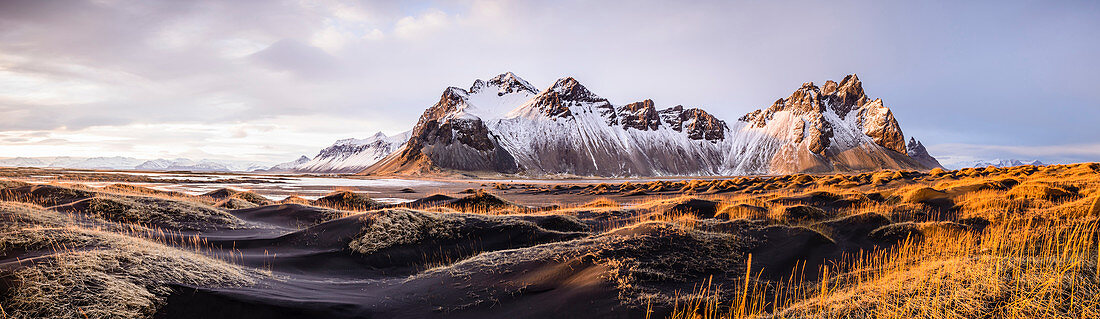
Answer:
[666,163,1100,319]
[667,218,1100,319]
[0,203,258,319]
[6,229,258,319]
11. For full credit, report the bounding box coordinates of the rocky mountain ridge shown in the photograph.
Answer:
[345,72,942,177]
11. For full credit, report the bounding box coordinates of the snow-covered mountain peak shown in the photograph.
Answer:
[332,131,397,146]
[618,99,661,131]
[506,77,615,122]
[471,72,537,96]
[546,77,603,102]
[655,105,726,141]
[417,87,475,123]
[744,74,872,128]
[285,131,412,173]
[267,155,311,171]
[824,74,869,116]
[733,74,907,164]
[783,82,825,114]
[466,73,539,120]
[442,86,470,101]
[906,137,943,169]
[906,137,922,152]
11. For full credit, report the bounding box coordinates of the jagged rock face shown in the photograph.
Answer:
[416,87,467,124]
[411,116,494,152]
[520,77,618,125]
[857,98,906,154]
[724,74,935,175]
[522,92,573,119]
[659,105,685,131]
[792,120,806,143]
[619,100,661,131]
[742,83,826,125]
[805,114,834,156]
[740,74,906,155]
[493,78,723,176]
[784,83,825,114]
[389,86,520,173]
[906,137,943,168]
[657,105,726,141]
[825,75,870,117]
[682,109,726,141]
[522,84,577,119]
[550,77,603,103]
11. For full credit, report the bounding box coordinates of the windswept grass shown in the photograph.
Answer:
[666,163,1100,319]
[0,203,259,319]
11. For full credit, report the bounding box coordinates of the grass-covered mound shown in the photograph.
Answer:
[203,188,272,206]
[445,190,527,212]
[346,209,588,267]
[311,191,384,211]
[59,195,244,231]
[0,203,257,319]
[0,184,98,207]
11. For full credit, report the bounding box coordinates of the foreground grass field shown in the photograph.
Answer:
[0,163,1097,318]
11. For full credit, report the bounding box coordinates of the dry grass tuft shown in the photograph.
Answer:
[666,163,1100,319]
[0,203,258,319]
[7,233,257,319]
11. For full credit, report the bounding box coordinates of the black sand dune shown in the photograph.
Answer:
[201,208,589,278]
[230,203,343,228]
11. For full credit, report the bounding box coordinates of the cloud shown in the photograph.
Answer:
[249,39,345,79]
[393,9,450,39]
[0,0,1097,164]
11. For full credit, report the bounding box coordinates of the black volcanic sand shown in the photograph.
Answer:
[0,175,1002,319]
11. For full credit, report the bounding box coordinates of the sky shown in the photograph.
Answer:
[0,0,1098,167]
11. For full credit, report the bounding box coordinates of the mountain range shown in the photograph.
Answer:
[0,156,270,172]
[949,159,1046,169]
[286,132,411,173]
[275,72,943,177]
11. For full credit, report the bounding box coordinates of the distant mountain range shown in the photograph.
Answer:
[949,159,1046,169]
[273,72,943,177]
[0,156,270,172]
